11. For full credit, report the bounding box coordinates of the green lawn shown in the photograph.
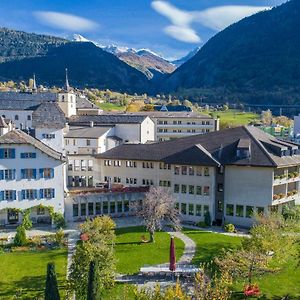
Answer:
[209,109,259,128]
[97,102,126,111]
[184,229,300,299]
[115,226,185,275]
[0,248,68,300]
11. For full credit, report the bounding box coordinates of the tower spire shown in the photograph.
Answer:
[65,68,70,92]
[32,73,37,93]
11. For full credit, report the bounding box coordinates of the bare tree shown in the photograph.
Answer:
[134,186,181,242]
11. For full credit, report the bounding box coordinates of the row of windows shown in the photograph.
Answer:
[2,114,31,121]
[73,200,131,217]
[68,160,93,171]
[174,166,210,176]
[42,134,55,139]
[68,176,94,187]
[176,202,210,217]
[174,184,210,196]
[65,139,92,146]
[157,120,211,126]
[0,168,54,180]
[158,129,210,133]
[0,189,55,201]
[0,149,36,159]
[226,204,264,218]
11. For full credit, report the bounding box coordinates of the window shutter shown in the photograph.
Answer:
[11,149,16,159]
[34,190,38,199]
[20,153,25,159]
[32,153,37,158]
[33,169,37,179]
[0,170,3,180]
[52,189,55,198]
[0,149,4,159]
[0,191,4,201]
[13,190,16,200]
[21,190,25,200]
[40,189,44,199]
[21,169,25,179]
[39,169,44,178]
[50,168,54,178]
[13,169,16,180]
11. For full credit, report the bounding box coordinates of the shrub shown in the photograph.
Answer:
[204,210,212,226]
[52,213,66,229]
[54,229,65,246]
[45,262,60,300]
[21,209,32,230]
[196,221,208,228]
[224,223,236,233]
[14,225,27,246]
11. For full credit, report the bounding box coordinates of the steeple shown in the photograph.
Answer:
[64,68,70,92]
[32,73,37,93]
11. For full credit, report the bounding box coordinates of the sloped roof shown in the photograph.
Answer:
[32,102,66,129]
[76,96,98,109]
[0,129,66,162]
[97,126,300,168]
[65,126,113,138]
[0,92,57,110]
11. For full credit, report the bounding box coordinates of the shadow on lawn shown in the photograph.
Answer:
[115,241,144,246]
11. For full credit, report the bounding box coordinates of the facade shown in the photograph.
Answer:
[92,126,300,227]
[0,130,66,225]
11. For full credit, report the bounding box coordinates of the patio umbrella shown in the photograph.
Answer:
[169,236,176,272]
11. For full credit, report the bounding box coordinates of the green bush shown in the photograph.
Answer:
[196,221,209,228]
[224,223,235,233]
[204,210,212,226]
[52,213,66,229]
[54,229,65,246]
[14,225,27,246]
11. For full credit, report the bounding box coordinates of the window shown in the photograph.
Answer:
[188,204,194,215]
[196,186,202,195]
[181,166,187,175]
[88,203,94,215]
[204,167,210,176]
[40,188,55,199]
[175,203,179,210]
[96,203,101,215]
[114,177,121,183]
[68,160,73,171]
[203,186,210,196]
[0,190,16,201]
[39,168,54,179]
[81,203,86,216]
[236,205,244,217]
[124,201,130,212]
[0,148,15,159]
[42,134,55,139]
[37,207,45,215]
[174,166,180,175]
[114,160,121,167]
[20,152,36,159]
[27,115,31,121]
[196,205,202,216]
[15,115,19,120]
[22,189,38,200]
[88,160,93,171]
[188,166,194,176]
[181,185,187,193]
[174,184,180,193]
[21,169,37,179]
[142,179,153,186]
[88,176,93,187]
[110,202,116,214]
[159,163,171,170]
[117,201,123,213]
[126,178,137,185]
[218,184,224,192]
[74,160,80,171]
[73,204,79,217]
[204,205,209,214]
[181,203,187,215]
[81,160,87,171]
[246,206,254,218]
[0,169,16,180]
[196,167,202,176]
[126,161,136,168]
[189,185,195,195]
[159,180,171,187]
[226,204,234,216]
[86,139,91,146]
[143,162,154,169]
[257,207,265,214]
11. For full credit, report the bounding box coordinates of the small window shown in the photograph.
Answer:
[218,184,224,192]
[236,205,244,217]
[188,204,194,215]
[15,115,19,120]
[246,206,254,218]
[257,207,265,215]
[196,186,202,195]
[174,166,180,175]
[37,207,45,215]
[73,204,79,217]
[204,167,210,176]
[196,205,202,216]
[181,166,187,175]
[188,166,194,176]
[203,186,210,196]
[189,185,195,195]
[226,204,234,216]
[86,139,91,146]
[174,184,180,193]
[27,115,31,121]
[181,185,187,194]
[81,203,86,216]
[181,203,187,215]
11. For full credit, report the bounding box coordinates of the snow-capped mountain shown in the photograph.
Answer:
[72,34,176,79]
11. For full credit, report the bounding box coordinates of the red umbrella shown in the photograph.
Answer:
[169,236,176,272]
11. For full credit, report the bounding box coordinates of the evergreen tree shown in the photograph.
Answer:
[87,261,100,300]
[45,262,60,300]
[14,225,26,246]
[204,210,212,227]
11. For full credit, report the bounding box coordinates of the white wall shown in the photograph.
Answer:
[35,128,64,153]
[0,110,33,129]
[57,92,77,117]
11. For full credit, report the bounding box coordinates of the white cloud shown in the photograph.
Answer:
[151,1,270,43]
[195,6,270,31]
[33,11,98,32]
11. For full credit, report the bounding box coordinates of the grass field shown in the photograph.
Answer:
[97,102,126,111]
[0,248,68,300]
[208,109,260,128]
[184,229,300,299]
[115,226,185,275]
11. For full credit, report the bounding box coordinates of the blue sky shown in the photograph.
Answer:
[0,0,286,60]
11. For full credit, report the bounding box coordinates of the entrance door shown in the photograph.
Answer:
[7,209,19,224]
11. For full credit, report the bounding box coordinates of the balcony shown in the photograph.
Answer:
[273,172,300,185]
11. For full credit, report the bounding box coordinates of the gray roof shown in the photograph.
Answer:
[97,126,300,168]
[68,114,149,125]
[32,102,66,129]
[0,129,66,162]
[0,92,57,110]
[76,96,98,109]
[125,111,215,119]
[65,126,113,138]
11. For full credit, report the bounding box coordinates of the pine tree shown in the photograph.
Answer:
[14,225,26,246]
[45,262,60,300]
[87,261,100,300]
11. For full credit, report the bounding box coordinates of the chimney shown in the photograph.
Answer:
[90,121,94,128]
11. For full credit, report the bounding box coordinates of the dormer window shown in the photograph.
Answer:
[236,139,251,159]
